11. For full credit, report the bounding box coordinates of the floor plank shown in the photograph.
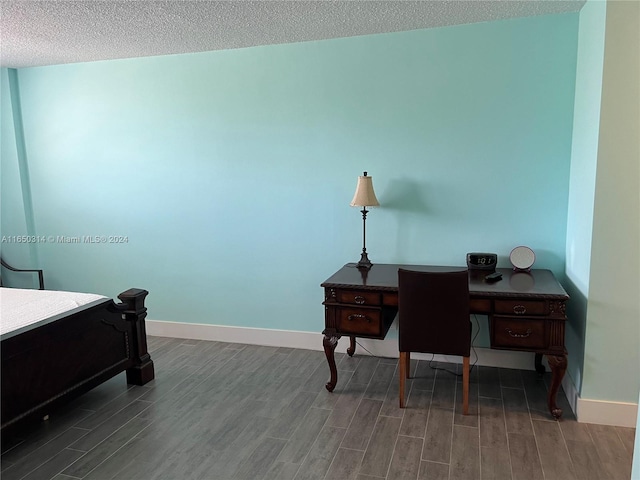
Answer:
[387,435,423,480]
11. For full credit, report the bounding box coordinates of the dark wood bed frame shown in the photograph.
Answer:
[1,286,155,438]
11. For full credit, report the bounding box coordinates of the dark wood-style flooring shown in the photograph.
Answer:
[1,336,636,480]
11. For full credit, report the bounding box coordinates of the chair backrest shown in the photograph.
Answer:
[398,268,470,357]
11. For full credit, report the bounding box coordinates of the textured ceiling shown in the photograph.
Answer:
[1,0,585,69]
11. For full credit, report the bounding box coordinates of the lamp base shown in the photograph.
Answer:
[356,250,372,270]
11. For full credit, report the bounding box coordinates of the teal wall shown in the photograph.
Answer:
[564,0,606,397]
[1,68,37,288]
[1,13,579,340]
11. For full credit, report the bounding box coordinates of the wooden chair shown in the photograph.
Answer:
[397,268,471,414]
[0,258,45,289]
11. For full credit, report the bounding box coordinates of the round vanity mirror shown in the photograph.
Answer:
[509,246,535,271]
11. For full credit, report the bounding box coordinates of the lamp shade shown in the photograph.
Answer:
[350,172,380,207]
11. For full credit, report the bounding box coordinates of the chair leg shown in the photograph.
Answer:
[405,352,411,378]
[399,352,407,408]
[462,356,470,415]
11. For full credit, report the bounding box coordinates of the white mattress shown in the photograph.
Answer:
[0,287,108,336]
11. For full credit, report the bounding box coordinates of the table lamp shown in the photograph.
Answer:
[350,171,380,269]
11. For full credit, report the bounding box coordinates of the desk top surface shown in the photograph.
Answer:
[321,263,569,300]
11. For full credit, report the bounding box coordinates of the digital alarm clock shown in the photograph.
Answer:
[466,252,498,271]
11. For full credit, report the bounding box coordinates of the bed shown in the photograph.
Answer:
[1,285,155,437]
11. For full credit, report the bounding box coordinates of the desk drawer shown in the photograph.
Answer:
[336,307,382,337]
[470,298,491,314]
[495,300,547,316]
[383,292,398,306]
[337,290,381,306]
[491,316,547,350]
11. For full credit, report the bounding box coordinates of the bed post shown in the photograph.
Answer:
[118,288,155,385]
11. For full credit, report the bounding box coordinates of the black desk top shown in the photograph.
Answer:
[321,263,569,300]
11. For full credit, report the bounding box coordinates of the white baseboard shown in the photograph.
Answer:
[145,319,637,427]
[577,398,639,428]
[558,367,638,427]
[146,319,542,369]
[146,319,325,352]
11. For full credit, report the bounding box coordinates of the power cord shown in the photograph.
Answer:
[355,339,376,357]
[428,314,481,377]
[354,314,482,377]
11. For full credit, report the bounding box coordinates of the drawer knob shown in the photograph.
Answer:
[354,296,366,305]
[513,305,527,315]
[506,328,532,338]
[348,313,370,323]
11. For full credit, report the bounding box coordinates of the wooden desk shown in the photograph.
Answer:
[321,263,570,419]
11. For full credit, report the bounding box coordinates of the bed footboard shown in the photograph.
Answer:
[1,288,155,434]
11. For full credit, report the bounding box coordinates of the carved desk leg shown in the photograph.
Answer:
[347,336,356,356]
[534,353,545,375]
[546,354,567,419]
[323,330,340,392]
